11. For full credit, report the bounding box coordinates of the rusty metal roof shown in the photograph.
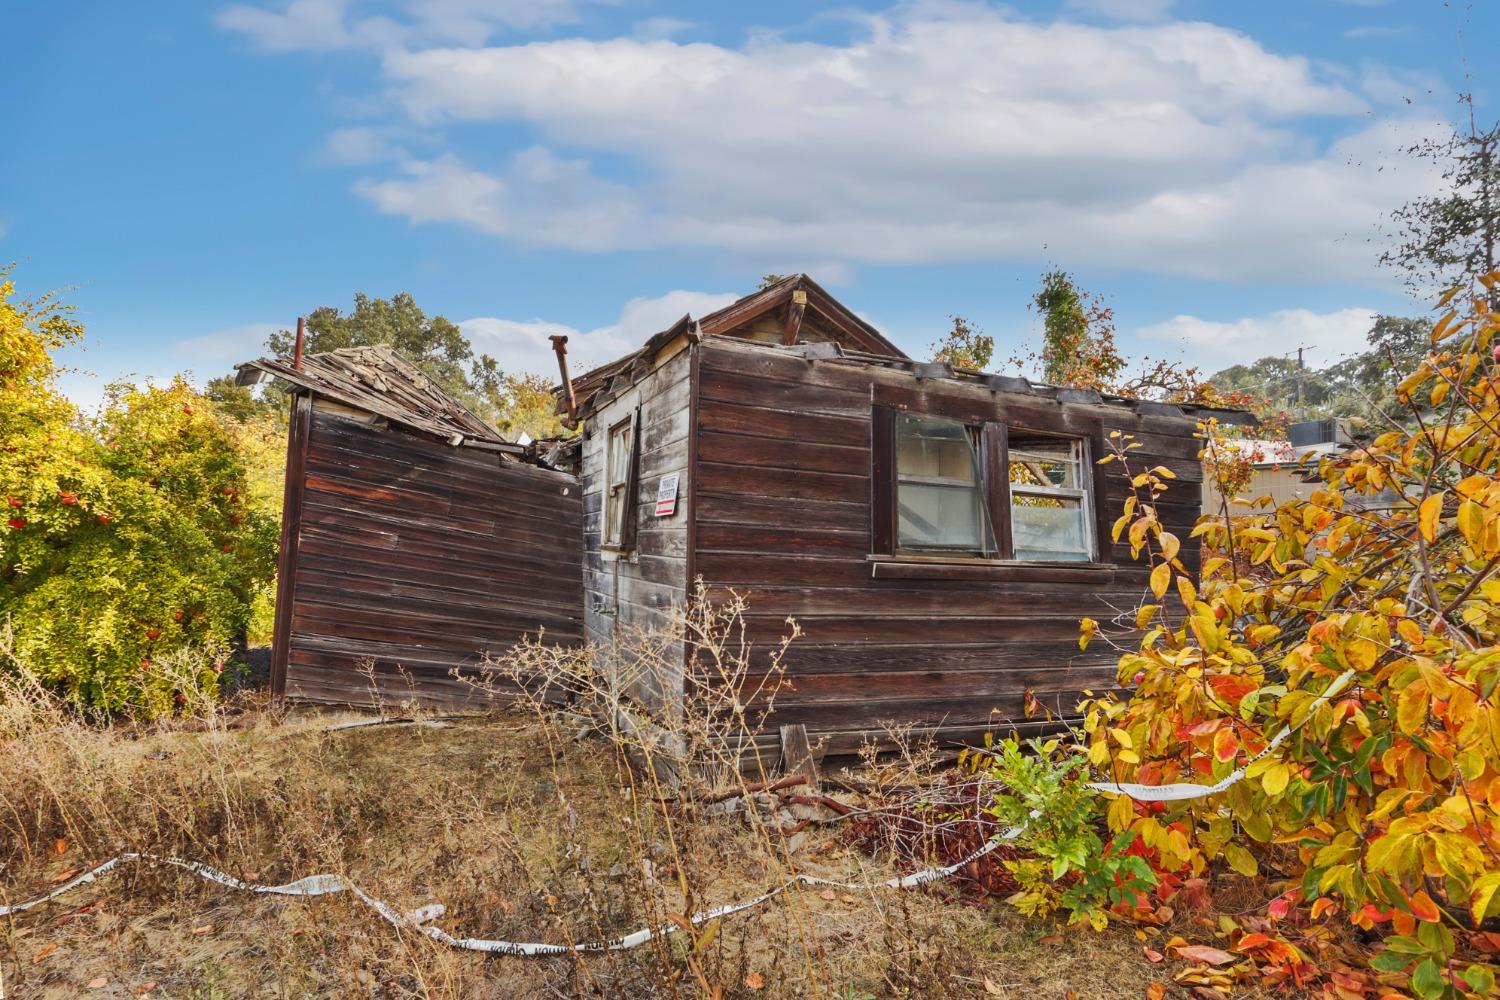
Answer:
[235,346,524,453]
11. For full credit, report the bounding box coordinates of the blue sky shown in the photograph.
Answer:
[4,0,1493,409]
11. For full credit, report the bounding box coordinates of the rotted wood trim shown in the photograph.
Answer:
[867,554,1119,584]
[270,392,313,698]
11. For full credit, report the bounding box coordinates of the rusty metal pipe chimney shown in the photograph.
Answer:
[550,334,577,421]
[293,316,306,371]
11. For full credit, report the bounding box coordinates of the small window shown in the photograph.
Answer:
[1008,433,1092,562]
[895,413,996,553]
[605,416,635,548]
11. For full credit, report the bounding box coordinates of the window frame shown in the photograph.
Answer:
[603,409,642,552]
[872,403,1104,566]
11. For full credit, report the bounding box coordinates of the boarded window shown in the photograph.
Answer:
[894,413,996,553]
[1007,433,1091,562]
[604,416,636,548]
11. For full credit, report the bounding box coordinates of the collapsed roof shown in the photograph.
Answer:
[235,345,524,454]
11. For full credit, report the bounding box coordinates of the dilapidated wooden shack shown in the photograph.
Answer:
[569,274,1251,759]
[236,346,583,709]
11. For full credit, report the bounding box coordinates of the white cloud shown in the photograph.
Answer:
[353,148,642,249]
[346,5,1445,283]
[173,322,282,365]
[316,126,410,165]
[1136,307,1378,371]
[1064,0,1177,22]
[460,289,738,376]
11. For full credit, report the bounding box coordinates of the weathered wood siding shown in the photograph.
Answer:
[278,400,583,708]
[581,344,693,707]
[691,339,1203,754]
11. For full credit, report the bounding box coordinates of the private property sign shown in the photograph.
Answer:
[654,473,679,517]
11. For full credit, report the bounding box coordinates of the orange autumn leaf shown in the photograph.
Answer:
[32,941,59,964]
[1408,889,1441,923]
[1212,726,1239,763]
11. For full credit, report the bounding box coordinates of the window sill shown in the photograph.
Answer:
[868,554,1117,583]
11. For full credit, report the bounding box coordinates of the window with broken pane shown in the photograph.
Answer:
[894,413,996,553]
[1008,432,1091,561]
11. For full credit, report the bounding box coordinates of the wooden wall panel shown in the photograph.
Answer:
[580,346,693,709]
[279,403,583,709]
[691,339,1204,750]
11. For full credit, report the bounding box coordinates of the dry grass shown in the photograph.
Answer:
[0,612,1240,1000]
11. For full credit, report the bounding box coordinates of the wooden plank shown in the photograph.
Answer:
[271,393,313,698]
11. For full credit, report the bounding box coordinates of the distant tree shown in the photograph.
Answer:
[1032,271,1126,390]
[1382,96,1500,304]
[757,274,789,290]
[266,292,483,408]
[1322,315,1434,429]
[470,355,568,442]
[928,314,994,370]
[204,374,279,424]
[1210,356,1331,420]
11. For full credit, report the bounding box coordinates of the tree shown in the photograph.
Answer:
[1210,355,1331,421]
[1382,97,1500,304]
[266,292,485,408]
[757,274,789,290]
[1,270,277,714]
[1032,271,1126,390]
[1322,315,1436,429]
[928,314,994,370]
[1081,279,1500,995]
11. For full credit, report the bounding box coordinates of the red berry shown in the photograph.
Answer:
[6,497,20,508]
[97,514,112,525]
[221,487,234,496]
[172,611,184,623]
[7,517,26,530]
[146,629,160,640]
[1132,670,1146,685]
[222,543,233,553]
[182,403,194,414]
[212,662,224,674]
[140,659,151,672]
[59,492,77,505]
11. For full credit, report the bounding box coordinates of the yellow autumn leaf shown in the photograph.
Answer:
[1175,575,1197,610]
[1396,618,1424,646]
[1396,685,1429,734]
[1135,604,1159,629]
[1418,493,1443,543]
[1159,531,1180,562]
[1261,762,1290,797]
[1079,617,1098,651]
[1149,561,1170,598]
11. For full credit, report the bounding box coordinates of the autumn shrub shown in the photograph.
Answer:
[965,736,1155,930]
[1080,279,1500,997]
[1,270,278,713]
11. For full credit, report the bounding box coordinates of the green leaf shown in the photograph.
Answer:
[1370,950,1414,973]
[1410,957,1444,999]
[1222,843,1259,877]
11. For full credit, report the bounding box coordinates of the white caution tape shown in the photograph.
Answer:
[1085,668,1356,802]
[0,671,1355,955]
[0,826,1025,956]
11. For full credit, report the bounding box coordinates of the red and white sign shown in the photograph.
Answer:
[654,473,679,517]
